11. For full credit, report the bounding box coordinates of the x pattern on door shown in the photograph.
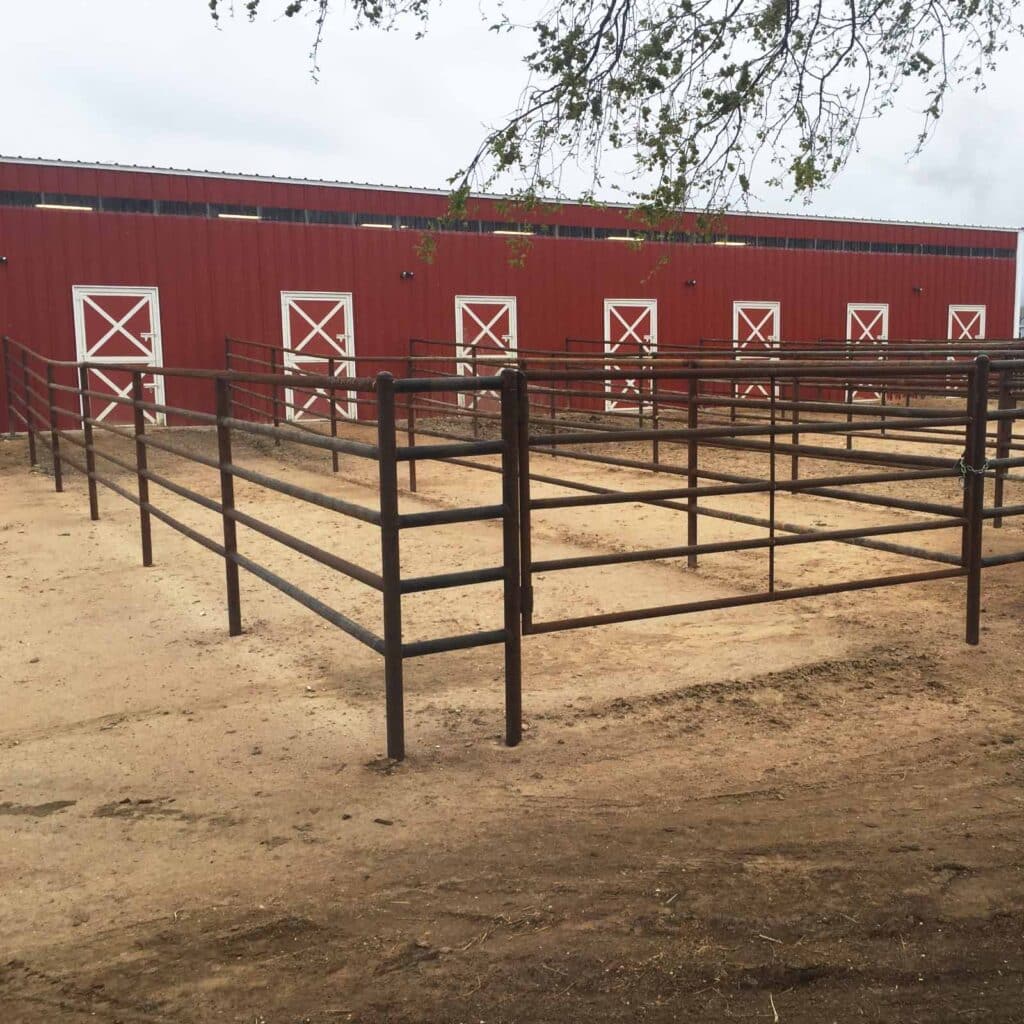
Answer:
[72,286,165,424]
[732,302,780,399]
[280,292,356,421]
[846,303,889,402]
[455,296,517,403]
[604,300,657,412]
[948,305,986,341]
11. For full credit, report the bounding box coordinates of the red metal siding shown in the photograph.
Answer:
[0,159,1017,430]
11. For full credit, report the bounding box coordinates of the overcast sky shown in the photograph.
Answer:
[1,0,1021,231]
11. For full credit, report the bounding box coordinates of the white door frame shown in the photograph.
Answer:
[280,290,356,420]
[846,302,889,342]
[603,298,658,412]
[948,305,986,341]
[732,300,781,398]
[455,295,518,404]
[846,303,889,401]
[72,285,166,423]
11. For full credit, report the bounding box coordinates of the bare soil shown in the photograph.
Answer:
[2,422,1023,1023]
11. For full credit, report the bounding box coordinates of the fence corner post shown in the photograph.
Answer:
[993,367,1014,528]
[686,362,699,569]
[270,347,281,443]
[78,363,99,520]
[376,371,405,761]
[130,371,153,567]
[21,349,36,466]
[500,367,523,748]
[964,354,990,645]
[215,376,242,636]
[46,363,63,493]
[2,336,14,438]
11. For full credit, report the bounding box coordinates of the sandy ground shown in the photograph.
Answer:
[1,419,1023,1023]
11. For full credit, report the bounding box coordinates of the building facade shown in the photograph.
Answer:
[0,157,1019,427]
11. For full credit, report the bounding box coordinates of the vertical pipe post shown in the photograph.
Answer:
[768,377,777,595]
[270,347,281,443]
[993,368,1014,528]
[650,351,660,469]
[471,346,480,439]
[21,350,36,465]
[791,375,800,482]
[131,371,153,567]
[405,352,417,493]
[376,372,405,761]
[686,363,699,569]
[327,355,339,473]
[78,363,99,520]
[2,337,14,438]
[215,377,242,636]
[46,363,63,492]
[517,368,534,632]
[965,355,990,646]
[845,345,854,451]
[500,369,523,747]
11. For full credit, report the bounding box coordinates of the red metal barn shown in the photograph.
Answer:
[0,156,1018,428]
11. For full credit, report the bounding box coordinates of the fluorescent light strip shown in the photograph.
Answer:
[493,229,533,236]
[714,240,746,246]
[606,235,637,242]
[218,212,260,221]
[359,222,393,229]
[36,203,93,212]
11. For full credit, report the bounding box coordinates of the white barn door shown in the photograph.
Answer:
[732,301,780,399]
[455,295,518,403]
[846,303,889,401]
[280,291,356,421]
[603,299,657,412]
[72,285,165,424]
[948,305,986,340]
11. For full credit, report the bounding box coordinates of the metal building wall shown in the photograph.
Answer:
[0,158,1017,428]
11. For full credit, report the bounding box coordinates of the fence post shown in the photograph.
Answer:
[791,375,801,481]
[376,372,405,761]
[500,368,523,747]
[768,376,777,594]
[2,337,14,438]
[993,368,1014,528]
[650,352,660,469]
[130,371,153,567]
[405,352,417,493]
[78,364,99,520]
[517,366,534,632]
[964,355,990,645]
[270,347,281,443]
[328,355,339,473]
[686,363,699,569]
[471,346,480,439]
[21,350,36,466]
[46,364,63,493]
[215,377,242,636]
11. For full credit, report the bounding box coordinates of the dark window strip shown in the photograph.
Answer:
[0,189,1014,259]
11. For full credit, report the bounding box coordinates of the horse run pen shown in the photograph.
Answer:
[3,333,1024,761]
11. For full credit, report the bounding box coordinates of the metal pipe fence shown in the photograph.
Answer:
[4,334,1024,761]
[2,335,523,762]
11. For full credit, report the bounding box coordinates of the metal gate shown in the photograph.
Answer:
[603,299,657,412]
[949,305,986,341]
[732,301,780,399]
[280,291,356,421]
[846,303,889,401]
[72,286,165,424]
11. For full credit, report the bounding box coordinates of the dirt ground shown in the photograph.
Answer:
[2,418,1023,1023]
